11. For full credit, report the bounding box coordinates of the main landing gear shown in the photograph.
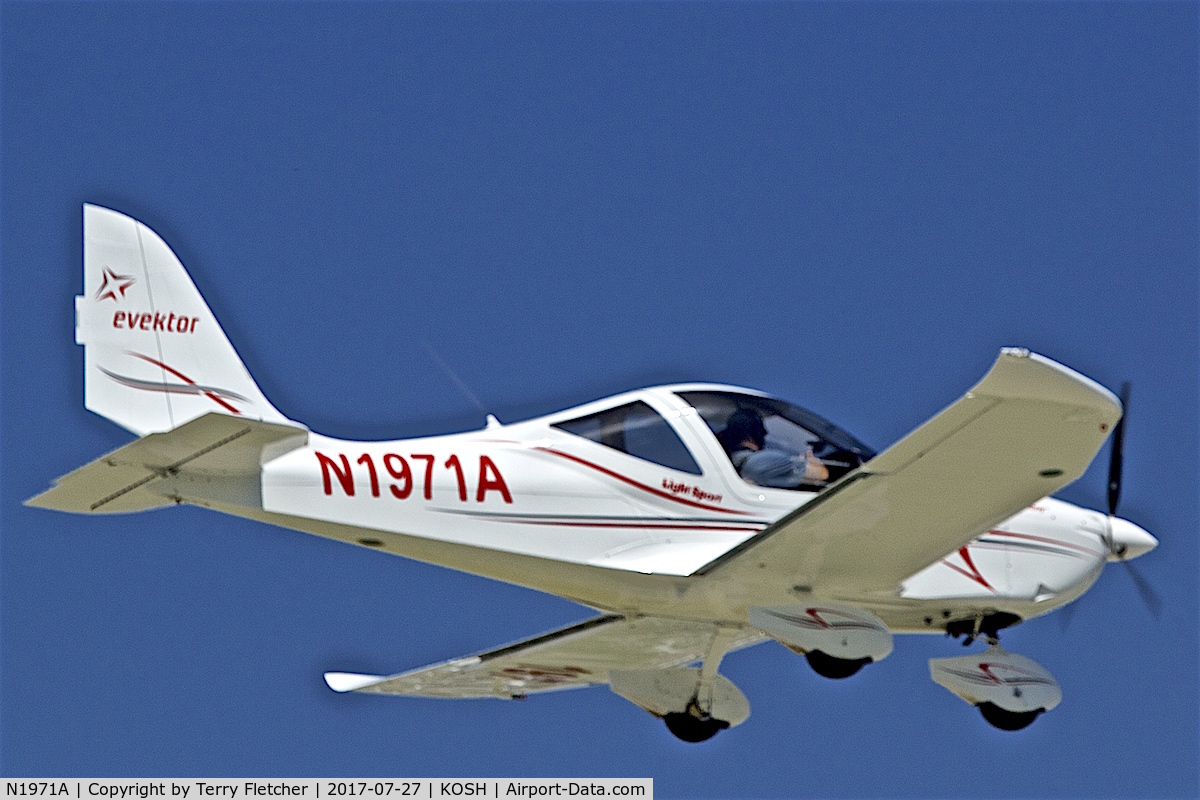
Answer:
[931,614,1061,732]
[660,628,746,743]
[977,701,1044,732]
[663,702,731,743]
[805,650,872,680]
[609,628,750,744]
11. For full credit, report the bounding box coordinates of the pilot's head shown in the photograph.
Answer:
[721,409,767,451]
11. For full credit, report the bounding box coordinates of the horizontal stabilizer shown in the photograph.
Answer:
[26,413,307,514]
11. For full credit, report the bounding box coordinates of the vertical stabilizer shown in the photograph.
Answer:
[77,204,291,435]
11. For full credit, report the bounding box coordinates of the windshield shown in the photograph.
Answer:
[677,391,875,491]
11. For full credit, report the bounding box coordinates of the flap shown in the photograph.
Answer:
[697,349,1121,595]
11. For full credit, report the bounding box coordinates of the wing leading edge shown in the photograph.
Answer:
[697,349,1121,597]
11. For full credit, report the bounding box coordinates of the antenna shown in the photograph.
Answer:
[420,340,494,422]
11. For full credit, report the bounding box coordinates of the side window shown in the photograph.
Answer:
[552,401,702,475]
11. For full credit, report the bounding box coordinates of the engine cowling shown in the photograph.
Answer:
[749,601,894,670]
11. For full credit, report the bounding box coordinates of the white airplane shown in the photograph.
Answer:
[28,204,1159,742]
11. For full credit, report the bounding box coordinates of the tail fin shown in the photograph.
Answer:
[77,204,291,435]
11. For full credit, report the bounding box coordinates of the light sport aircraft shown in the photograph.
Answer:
[29,205,1158,742]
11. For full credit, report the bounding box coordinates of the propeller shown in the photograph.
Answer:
[1104,382,1162,620]
[1061,381,1159,631]
[1122,556,1163,620]
[1106,382,1130,520]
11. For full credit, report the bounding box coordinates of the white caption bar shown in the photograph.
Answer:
[3,781,651,800]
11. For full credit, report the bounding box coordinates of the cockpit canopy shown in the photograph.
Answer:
[676,390,875,490]
[551,399,703,475]
[546,386,875,494]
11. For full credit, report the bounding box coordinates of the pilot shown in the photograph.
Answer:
[717,409,829,489]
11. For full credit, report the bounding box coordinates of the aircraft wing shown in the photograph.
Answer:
[698,349,1122,596]
[325,615,762,699]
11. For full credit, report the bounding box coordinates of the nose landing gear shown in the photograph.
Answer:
[944,611,1021,647]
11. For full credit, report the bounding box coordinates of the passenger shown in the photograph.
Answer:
[717,409,829,489]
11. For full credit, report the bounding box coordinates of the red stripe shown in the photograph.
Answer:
[489,519,764,532]
[941,546,996,592]
[804,608,832,629]
[535,447,753,516]
[941,561,997,592]
[976,663,1005,684]
[128,352,241,414]
[972,541,1080,558]
[987,528,1103,557]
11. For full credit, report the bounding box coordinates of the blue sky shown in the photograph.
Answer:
[2,2,1197,796]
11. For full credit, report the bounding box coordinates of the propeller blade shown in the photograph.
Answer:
[1123,560,1162,620]
[1107,382,1131,516]
[1057,599,1079,634]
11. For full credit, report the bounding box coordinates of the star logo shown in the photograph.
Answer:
[95,267,136,302]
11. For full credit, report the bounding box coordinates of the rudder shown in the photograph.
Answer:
[76,204,291,435]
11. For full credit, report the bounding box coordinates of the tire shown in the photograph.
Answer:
[663,712,728,743]
[978,702,1043,731]
[805,650,870,680]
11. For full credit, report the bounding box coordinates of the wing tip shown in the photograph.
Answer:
[987,348,1122,415]
[324,671,388,693]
